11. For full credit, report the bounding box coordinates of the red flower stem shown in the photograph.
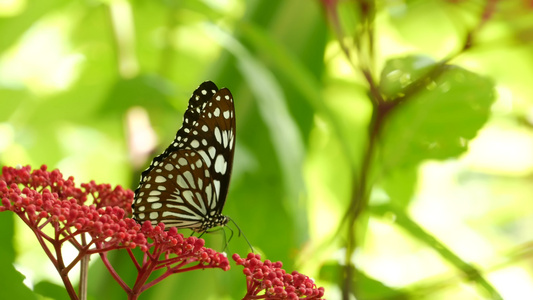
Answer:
[85,245,130,256]
[154,256,188,268]
[58,231,80,247]
[97,251,131,293]
[242,294,264,300]
[160,259,188,271]
[37,229,54,244]
[53,229,79,300]
[250,281,262,296]
[131,257,157,295]
[169,263,208,274]
[22,215,59,266]
[140,261,204,292]
[64,235,84,249]
[63,244,91,274]
[144,245,159,263]
[38,218,52,230]
[126,249,141,270]
[139,269,170,291]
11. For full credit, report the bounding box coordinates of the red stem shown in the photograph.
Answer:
[98,251,131,293]
[127,248,141,270]
[53,223,79,299]
[131,256,157,296]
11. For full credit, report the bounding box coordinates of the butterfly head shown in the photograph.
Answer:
[196,214,229,233]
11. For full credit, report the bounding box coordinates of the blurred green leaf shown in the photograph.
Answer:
[34,280,69,300]
[100,74,176,116]
[0,0,69,54]
[370,203,503,300]
[380,59,495,170]
[320,262,410,300]
[388,0,468,56]
[0,89,31,122]
[379,56,436,100]
[0,213,36,299]
[380,165,418,210]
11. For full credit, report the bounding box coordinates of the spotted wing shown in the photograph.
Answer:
[132,81,236,230]
[183,87,236,213]
[133,149,218,230]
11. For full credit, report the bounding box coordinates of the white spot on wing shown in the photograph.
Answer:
[183,190,206,214]
[214,154,227,175]
[214,127,222,144]
[222,130,228,148]
[213,179,220,200]
[198,150,211,168]
[197,177,203,189]
[208,146,216,159]
[147,196,160,203]
[205,183,213,205]
[183,171,196,189]
[177,175,188,188]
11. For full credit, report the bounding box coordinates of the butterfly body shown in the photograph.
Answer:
[132,81,235,233]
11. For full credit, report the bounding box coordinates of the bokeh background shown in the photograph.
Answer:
[1,0,533,299]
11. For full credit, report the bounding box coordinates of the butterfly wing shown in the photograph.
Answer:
[188,87,235,213]
[132,81,236,231]
[133,149,218,230]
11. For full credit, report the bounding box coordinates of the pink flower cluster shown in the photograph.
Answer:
[0,165,229,299]
[123,222,230,295]
[233,253,325,300]
[137,222,229,271]
[0,165,325,299]
[0,165,144,251]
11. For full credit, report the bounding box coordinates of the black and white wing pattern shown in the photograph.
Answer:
[132,81,236,233]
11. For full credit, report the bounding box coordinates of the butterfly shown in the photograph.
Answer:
[132,81,236,233]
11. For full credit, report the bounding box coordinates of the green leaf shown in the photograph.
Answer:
[379,55,436,100]
[387,1,468,57]
[380,165,418,210]
[369,203,503,300]
[100,74,176,116]
[34,280,69,300]
[319,262,410,300]
[380,58,495,170]
[0,213,36,299]
[0,0,69,54]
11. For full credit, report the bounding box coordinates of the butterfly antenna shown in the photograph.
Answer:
[222,225,233,252]
[228,217,254,253]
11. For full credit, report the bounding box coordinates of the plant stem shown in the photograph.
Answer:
[79,234,89,300]
[342,99,384,300]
